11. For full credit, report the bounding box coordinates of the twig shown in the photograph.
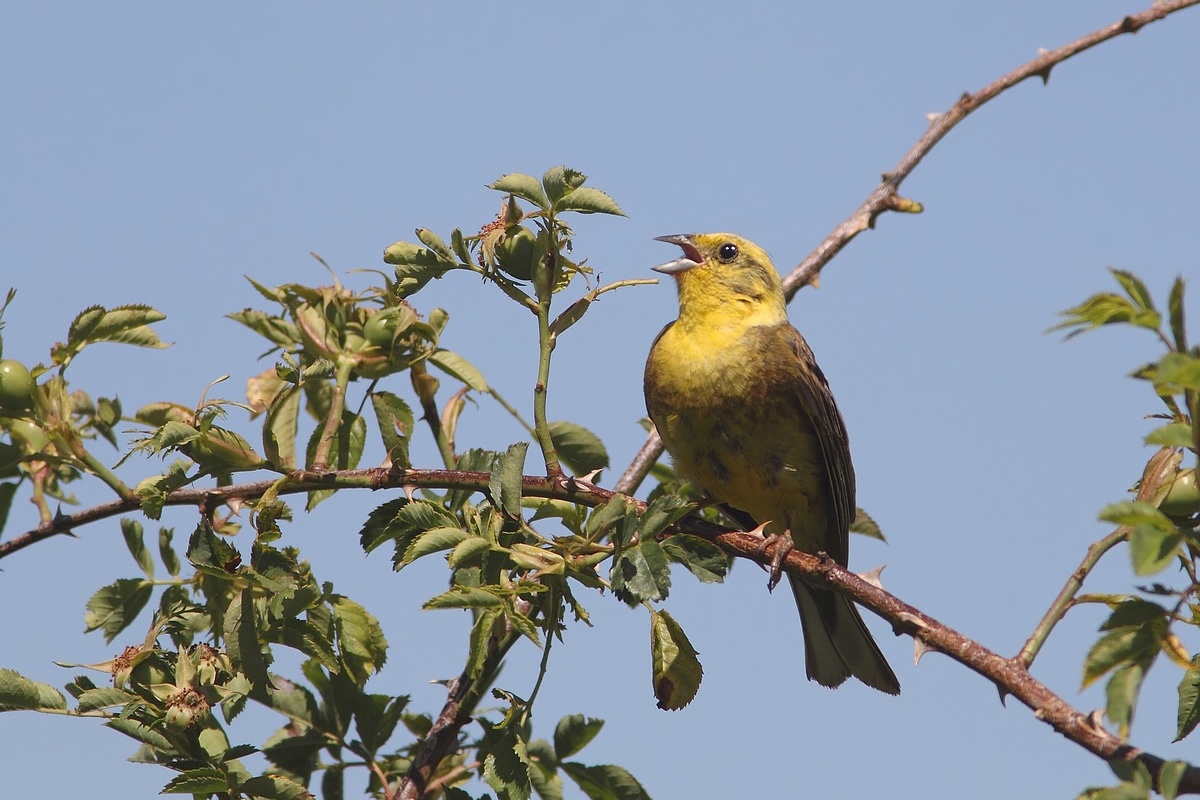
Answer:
[613,0,1200,496]
[1018,446,1178,667]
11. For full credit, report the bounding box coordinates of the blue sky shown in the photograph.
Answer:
[2,2,1199,798]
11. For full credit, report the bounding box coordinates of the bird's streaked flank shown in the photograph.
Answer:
[644,233,900,694]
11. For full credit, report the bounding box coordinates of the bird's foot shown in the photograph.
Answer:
[752,527,795,592]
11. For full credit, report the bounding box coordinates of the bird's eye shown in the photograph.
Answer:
[717,242,739,262]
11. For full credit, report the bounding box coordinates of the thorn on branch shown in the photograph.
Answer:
[913,637,938,665]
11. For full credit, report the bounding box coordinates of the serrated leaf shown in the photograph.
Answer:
[585,495,638,543]
[449,535,492,567]
[1145,422,1194,448]
[541,166,586,206]
[225,589,271,691]
[490,441,528,521]
[1128,524,1182,576]
[650,609,702,711]
[610,539,671,606]
[1168,277,1187,353]
[660,535,728,583]
[850,507,886,541]
[1160,760,1187,800]
[0,668,68,711]
[425,586,504,610]
[1154,352,1200,393]
[553,714,604,760]
[382,240,453,269]
[121,518,154,579]
[482,721,532,800]
[1084,602,1165,688]
[466,608,502,678]
[549,421,609,475]
[1112,269,1157,313]
[1176,656,1200,741]
[637,495,694,540]
[370,391,414,469]
[52,304,168,367]
[490,172,551,211]
[238,774,315,800]
[1098,501,1175,533]
[415,228,454,262]
[84,578,153,643]
[76,687,136,713]
[1104,663,1144,737]
[403,526,469,564]
[0,482,16,536]
[263,384,301,469]
[161,767,229,794]
[553,186,625,216]
[561,762,652,800]
[428,349,489,392]
[332,596,387,686]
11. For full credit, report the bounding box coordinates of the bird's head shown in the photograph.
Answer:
[652,233,786,323]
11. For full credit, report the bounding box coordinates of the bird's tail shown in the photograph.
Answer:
[788,575,900,695]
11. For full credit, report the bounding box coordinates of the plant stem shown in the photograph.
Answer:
[532,293,562,478]
[311,358,355,471]
[411,361,457,469]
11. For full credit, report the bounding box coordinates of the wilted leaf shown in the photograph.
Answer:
[650,610,702,711]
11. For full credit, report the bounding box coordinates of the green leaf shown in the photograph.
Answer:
[305,412,366,510]
[1112,269,1157,314]
[1104,663,1145,737]
[0,482,17,535]
[1050,291,1159,340]
[850,507,886,541]
[1168,277,1188,352]
[549,421,609,475]
[449,535,492,567]
[541,166,586,206]
[560,763,652,800]
[1160,760,1187,800]
[424,586,504,610]
[160,767,229,794]
[553,714,604,760]
[650,609,703,711]
[353,693,407,758]
[84,578,153,643]
[1176,656,1200,741]
[225,589,271,691]
[75,687,136,713]
[332,596,388,685]
[529,739,566,800]
[482,719,533,800]
[466,608,502,678]
[553,186,625,216]
[51,304,168,368]
[0,668,68,711]
[1128,524,1182,576]
[1145,422,1194,448]
[661,535,729,583]
[585,495,638,544]
[1098,501,1175,533]
[428,348,489,392]
[490,172,551,211]
[238,774,315,800]
[1154,352,1200,393]
[403,526,469,564]
[610,539,671,606]
[415,227,454,262]
[158,527,181,577]
[1083,601,1165,688]
[638,495,694,540]
[490,441,528,521]
[263,383,301,469]
[382,240,453,269]
[121,518,154,579]
[370,391,414,469]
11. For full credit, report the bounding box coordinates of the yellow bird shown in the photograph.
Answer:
[644,233,899,694]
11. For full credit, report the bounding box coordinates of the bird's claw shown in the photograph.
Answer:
[754,530,795,592]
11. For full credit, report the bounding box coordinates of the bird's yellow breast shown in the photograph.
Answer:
[645,319,829,549]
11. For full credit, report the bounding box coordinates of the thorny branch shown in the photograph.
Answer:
[614,0,1200,497]
[6,462,1200,794]
[3,3,1198,797]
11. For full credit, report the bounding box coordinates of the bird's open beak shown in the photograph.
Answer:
[652,234,704,274]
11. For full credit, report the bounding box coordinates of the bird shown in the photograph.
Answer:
[643,232,900,694]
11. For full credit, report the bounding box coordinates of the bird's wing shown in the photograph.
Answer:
[782,325,856,564]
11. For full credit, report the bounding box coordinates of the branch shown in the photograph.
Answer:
[711,528,1200,796]
[613,0,1200,496]
[11,464,1197,791]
